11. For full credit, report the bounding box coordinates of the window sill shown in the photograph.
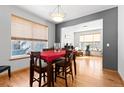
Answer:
[10,55,30,61]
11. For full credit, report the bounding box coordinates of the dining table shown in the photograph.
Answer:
[41,50,65,87]
[36,49,76,87]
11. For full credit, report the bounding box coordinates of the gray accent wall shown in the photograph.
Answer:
[0,5,55,71]
[56,7,118,70]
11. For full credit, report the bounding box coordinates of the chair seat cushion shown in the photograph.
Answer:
[41,60,48,68]
[56,61,71,67]
[54,57,65,63]
[34,60,47,73]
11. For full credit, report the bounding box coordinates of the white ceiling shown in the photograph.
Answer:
[17,5,116,24]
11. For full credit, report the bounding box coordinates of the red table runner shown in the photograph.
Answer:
[40,50,66,63]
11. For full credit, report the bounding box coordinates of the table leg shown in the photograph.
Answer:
[30,61,33,87]
[73,54,77,75]
[51,65,54,86]
[47,62,53,87]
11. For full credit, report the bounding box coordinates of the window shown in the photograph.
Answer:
[32,41,48,51]
[79,32,101,50]
[93,34,101,42]
[80,33,101,42]
[84,34,93,42]
[79,36,84,42]
[11,15,48,59]
[11,40,31,56]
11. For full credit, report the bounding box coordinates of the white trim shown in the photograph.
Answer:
[10,54,30,60]
[118,71,124,81]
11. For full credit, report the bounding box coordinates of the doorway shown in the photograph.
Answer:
[61,19,103,70]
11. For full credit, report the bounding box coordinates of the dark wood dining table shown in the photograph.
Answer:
[30,50,77,87]
[41,50,66,87]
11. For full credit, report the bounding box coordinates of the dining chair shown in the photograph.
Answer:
[43,48,54,51]
[0,65,11,79]
[30,51,48,87]
[55,50,74,87]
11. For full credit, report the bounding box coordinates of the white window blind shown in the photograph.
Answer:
[84,34,93,42]
[32,23,48,40]
[93,33,101,42]
[80,33,101,42]
[80,36,85,42]
[11,16,32,39]
[11,15,48,40]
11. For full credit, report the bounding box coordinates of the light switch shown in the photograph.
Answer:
[107,43,110,47]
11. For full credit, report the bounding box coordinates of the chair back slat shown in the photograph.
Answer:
[65,50,73,63]
[43,48,54,51]
[30,52,42,69]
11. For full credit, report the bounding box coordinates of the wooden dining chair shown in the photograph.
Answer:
[30,51,48,87]
[43,48,54,51]
[55,50,74,87]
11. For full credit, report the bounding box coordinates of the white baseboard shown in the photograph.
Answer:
[118,72,124,85]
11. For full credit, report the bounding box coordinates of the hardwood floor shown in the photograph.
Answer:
[0,56,123,87]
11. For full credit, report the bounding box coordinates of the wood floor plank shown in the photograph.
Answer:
[0,56,123,87]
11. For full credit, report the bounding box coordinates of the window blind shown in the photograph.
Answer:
[80,33,101,42]
[11,15,48,41]
[84,34,93,42]
[32,23,48,40]
[93,34,101,42]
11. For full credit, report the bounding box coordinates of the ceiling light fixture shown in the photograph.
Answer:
[50,5,65,22]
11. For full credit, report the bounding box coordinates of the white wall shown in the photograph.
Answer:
[118,6,124,80]
[61,27,75,47]
[0,5,55,72]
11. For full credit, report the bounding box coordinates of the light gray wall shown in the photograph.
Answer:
[118,6,124,80]
[56,7,118,70]
[74,32,80,48]
[0,5,55,71]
